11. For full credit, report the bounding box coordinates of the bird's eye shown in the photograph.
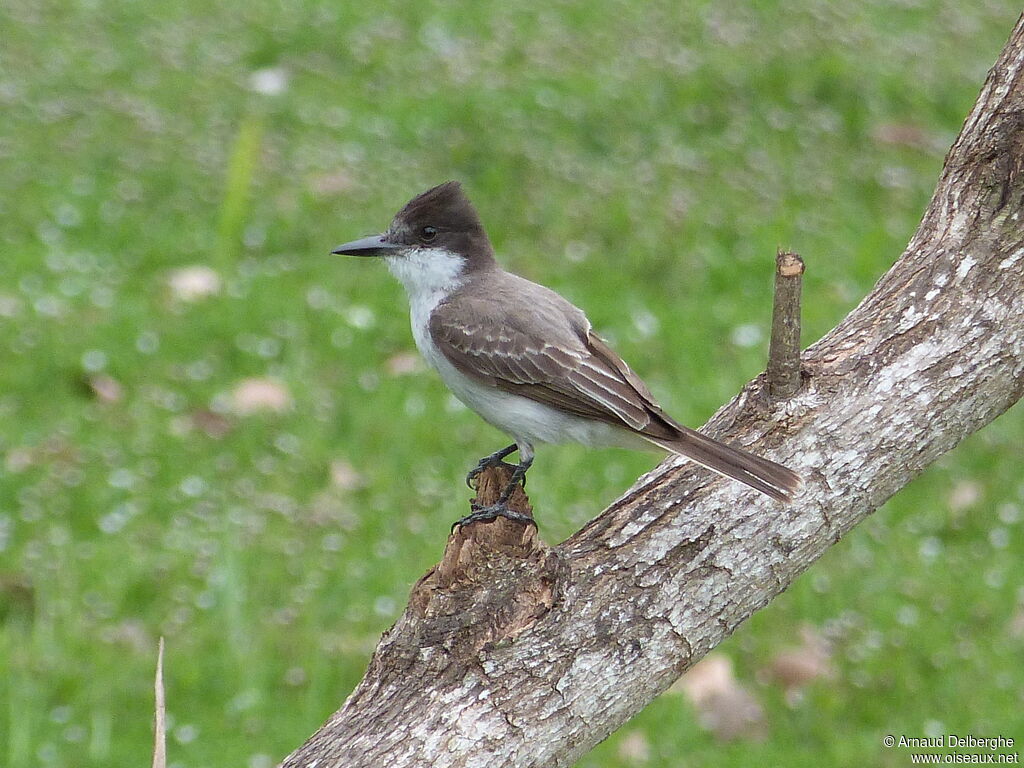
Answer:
[420,226,438,242]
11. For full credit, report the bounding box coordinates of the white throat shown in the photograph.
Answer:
[384,247,466,301]
[385,247,467,359]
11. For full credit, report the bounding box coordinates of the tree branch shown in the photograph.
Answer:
[281,14,1024,768]
[767,250,805,399]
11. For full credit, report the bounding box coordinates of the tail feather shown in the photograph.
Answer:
[648,426,802,503]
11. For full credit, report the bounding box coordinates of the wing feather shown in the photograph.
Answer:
[427,282,675,437]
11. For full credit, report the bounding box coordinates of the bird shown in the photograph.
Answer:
[333,181,801,527]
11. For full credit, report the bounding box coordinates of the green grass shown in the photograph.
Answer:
[1,1,1022,766]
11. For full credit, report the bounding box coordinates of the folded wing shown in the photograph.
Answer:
[428,279,680,441]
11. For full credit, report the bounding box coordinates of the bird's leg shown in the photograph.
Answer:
[454,454,536,530]
[497,455,533,504]
[465,443,519,489]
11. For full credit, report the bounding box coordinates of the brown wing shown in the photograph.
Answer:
[428,276,679,440]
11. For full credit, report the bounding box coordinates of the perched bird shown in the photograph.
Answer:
[333,182,801,526]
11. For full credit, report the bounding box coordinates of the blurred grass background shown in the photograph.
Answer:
[1,1,1022,766]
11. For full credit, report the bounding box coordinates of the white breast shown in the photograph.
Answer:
[384,248,466,368]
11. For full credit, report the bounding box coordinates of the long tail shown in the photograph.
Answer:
[648,426,802,503]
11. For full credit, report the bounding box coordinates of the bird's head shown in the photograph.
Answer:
[333,182,496,292]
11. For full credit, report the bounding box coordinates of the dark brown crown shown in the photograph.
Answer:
[392,181,495,266]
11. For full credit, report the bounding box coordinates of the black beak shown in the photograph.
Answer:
[331,234,403,257]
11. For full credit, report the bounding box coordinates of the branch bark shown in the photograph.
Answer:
[767,250,805,399]
[282,15,1024,767]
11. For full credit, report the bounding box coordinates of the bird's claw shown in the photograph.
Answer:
[465,455,520,489]
[451,502,536,532]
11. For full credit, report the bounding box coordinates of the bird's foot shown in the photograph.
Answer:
[465,444,519,489]
[465,460,518,490]
[451,500,537,532]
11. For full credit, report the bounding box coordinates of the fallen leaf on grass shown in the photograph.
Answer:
[89,374,124,403]
[671,652,767,742]
[385,351,425,376]
[762,625,836,705]
[616,730,651,762]
[192,409,232,438]
[949,480,981,514]
[229,377,292,415]
[330,459,365,491]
